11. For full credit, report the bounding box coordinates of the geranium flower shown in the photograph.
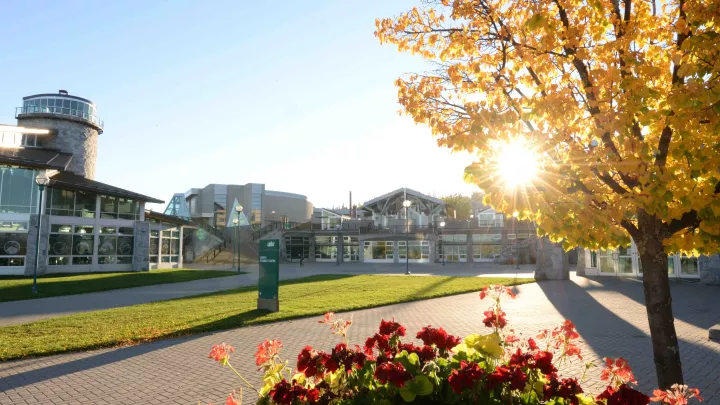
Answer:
[208,343,234,366]
[297,346,330,378]
[398,342,437,363]
[416,326,462,351]
[364,333,392,356]
[448,360,485,394]
[270,379,310,405]
[319,312,335,324]
[486,365,527,390]
[531,351,557,375]
[651,384,703,404]
[374,361,411,387]
[479,285,517,301]
[597,384,650,405]
[528,338,539,351]
[601,357,637,386]
[482,309,508,329]
[327,343,366,373]
[255,339,283,366]
[379,318,406,337]
[508,348,532,368]
[225,391,241,405]
[543,377,583,405]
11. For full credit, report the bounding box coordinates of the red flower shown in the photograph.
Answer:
[255,339,283,366]
[479,285,516,300]
[306,388,321,403]
[416,326,462,351]
[270,379,310,405]
[482,310,508,329]
[328,343,366,373]
[208,343,234,364]
[225,392,241,405]
[319,312,334,323]
[486,365,527,390]
[297,346,330,378]
[398,343,437,363]
[601,357,637,386]
[378,319,406,337]
[374,361,411,387]
[530,351,557,375]
[448,360,485,394]
[544,377,583,405]
[364,333,392,356]
[597,384,650,405]
[528,338,539,351]
[651,384,703,405]
[508,348,532,368]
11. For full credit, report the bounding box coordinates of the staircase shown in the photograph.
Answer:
[199,227,259,266]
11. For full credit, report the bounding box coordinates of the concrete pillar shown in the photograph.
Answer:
[178,226,184,268]
[133,221,150,271]
[535,237,569,280]
[576,247,587,276]
[393,241,399,264]
[699,254,720,285]
[466,233,473,263]
[24,214,50,276]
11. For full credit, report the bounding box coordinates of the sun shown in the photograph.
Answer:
[495,139,539,187]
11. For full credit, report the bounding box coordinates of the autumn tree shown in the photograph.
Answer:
[376,0,719,388]
[441,193,473,218]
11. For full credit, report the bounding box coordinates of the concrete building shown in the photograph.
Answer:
[269,187,537,265]
[0,90,187,276]
[164,184,312,231]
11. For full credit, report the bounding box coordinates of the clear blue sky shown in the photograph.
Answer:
[0,0,478,210]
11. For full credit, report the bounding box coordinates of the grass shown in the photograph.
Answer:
[0,269,241,302]
[0,274,533,361]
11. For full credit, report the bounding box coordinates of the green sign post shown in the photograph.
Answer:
[258,239,280,312]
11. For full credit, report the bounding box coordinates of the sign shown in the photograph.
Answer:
[258,239,280,312]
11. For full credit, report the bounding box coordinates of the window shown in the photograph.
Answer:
[21,96,101,126]
[590,251,598,268]
[99,195,139,220]
[315,245,337,260]
[474,244,502,260]
[284,235,309,260]
[344,236,358,244]
[400,241,430,260]
[440,234,467,243]
[0,223,28,266]
[315,236,338,245]
[46,188,97,218]
[150,230,159,263]
[0,132,37,148]
[48,224,95,265]
[363,241,394,260]
[98,226,134,265]
[472,234,502,243]
[440,245,467,261]
[343,246,359,261]
[0,167,38,214]
[680,255,698,276]
[100,195,118,219]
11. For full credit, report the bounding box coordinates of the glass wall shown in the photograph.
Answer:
[251,184,263,225]
[472,233,502,261]
[314,235,338,261]
[284,236,309,260]
[150,230,159,263]
[161,228,180,263]
[0,221,28,267]
[99,195,139,220]
[48,224,94,265]
[21,96,101,127]
[0,131,38,148]
[364,241,394,261]
[46,188,96,217]
[343,236,359,261]
[0,166,39,214]
[98,226,134,264]
[440,245,467,262]
[399,241,430,261]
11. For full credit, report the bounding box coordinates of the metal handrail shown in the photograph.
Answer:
[16,106,104,128]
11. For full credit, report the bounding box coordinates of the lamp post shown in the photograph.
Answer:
[32,172,50,295]
[402,199,412,275]
[440,221,446,266]
[232,218,239,270]
[235,205,243,272]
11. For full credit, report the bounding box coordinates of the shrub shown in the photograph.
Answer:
[206,285,702,405]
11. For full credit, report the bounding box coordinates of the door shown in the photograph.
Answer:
[597,247,638,276]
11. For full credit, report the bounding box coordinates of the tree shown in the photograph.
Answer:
[376,0,719,388]
[441,193,472,218]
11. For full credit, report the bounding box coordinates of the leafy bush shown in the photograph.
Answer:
[207,285,702,405]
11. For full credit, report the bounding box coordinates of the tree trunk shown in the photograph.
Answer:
[635,212,684,389]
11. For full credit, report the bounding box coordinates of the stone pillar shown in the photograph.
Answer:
[25,214,50,276]
[466,233,473,263]
[535,237,569,280]
[337,233,343,264]
[576,247,587,276]
[699,254,720,285]
[178,226,184,268]
[133,221,150,272]
[393,241,400,264]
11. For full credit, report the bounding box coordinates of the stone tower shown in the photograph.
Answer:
[16,90,103,179]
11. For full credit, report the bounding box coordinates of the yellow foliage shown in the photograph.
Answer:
[376,0,720,255]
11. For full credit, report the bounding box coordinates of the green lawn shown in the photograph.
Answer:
[0,275,533,361]
[0,269,240,302]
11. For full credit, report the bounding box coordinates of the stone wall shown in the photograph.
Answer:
[24,214,50,276]
[535,237,569,280]
[17,116,99,179]
[133,221,150,272]
[699,254,720,285]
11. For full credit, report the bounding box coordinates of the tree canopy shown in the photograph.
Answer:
[441,194,473,218]
[376,0,720,254]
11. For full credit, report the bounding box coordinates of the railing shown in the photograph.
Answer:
[252,221,304,241]
[16,106,104,128]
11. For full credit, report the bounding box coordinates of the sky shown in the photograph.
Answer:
[0,0,479,211]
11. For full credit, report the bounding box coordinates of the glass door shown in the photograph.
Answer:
[616,247,634,275]
[597,247,638,276]
[598,250,616,274]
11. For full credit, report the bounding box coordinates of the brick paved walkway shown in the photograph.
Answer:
[0,276,718,404]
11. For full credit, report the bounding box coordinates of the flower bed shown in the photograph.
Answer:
[207,285,702,405]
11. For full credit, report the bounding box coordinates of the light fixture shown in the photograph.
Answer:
[440,221,446,227]
[31,171,50,295]
[35,172,50,186]
[236,205,243,213]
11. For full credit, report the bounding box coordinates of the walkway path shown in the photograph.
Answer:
[0,263,534,326]
[0,276,717,404]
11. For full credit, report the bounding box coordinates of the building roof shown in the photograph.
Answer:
[145,210,191,225]
[364,187,445,207]
[49,171,164,204]
[0,147,73,171]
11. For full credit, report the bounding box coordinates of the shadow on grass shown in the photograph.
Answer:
[0,270,241,302]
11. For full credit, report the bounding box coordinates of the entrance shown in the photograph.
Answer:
[597,247,636,276]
